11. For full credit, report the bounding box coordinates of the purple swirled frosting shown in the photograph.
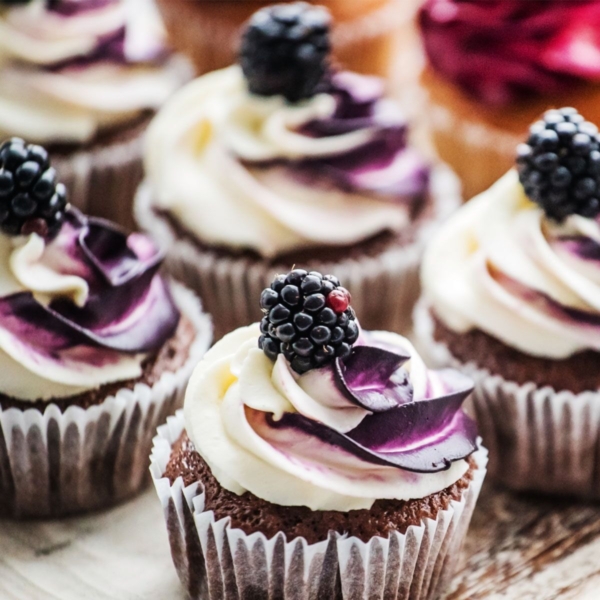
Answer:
[43,0,168,69]
[251,71,431,207]
[254,333,477,474]
[0,209,179,361]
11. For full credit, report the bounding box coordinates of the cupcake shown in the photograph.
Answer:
[0,0,191,228]
[151,269,487,600]
[417,107,600,497]
[0,138,211,518]
[135,2,461,341]
[155,0,413,80]
[418,0,600,200]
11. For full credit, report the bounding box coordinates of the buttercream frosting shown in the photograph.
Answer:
[145,66,430,258]
[0,0,184,144]
[184,323,476,511]
[423,169,600,358]
[0,208,179,401]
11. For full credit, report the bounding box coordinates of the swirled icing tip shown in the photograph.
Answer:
[255,269,478,474]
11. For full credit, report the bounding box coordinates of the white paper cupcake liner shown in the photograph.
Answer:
[135,164,461,340]
[0,283,212,519]
[414,300,600,498]
[52,127,146,231]
[150,410,487,600]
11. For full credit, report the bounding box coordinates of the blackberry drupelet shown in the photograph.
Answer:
[0,138,67,237]
[517,107,600,221]
[259,269,358,374]
[239,2,332,102]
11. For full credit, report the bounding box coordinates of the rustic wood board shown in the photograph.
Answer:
[1,480,599,599]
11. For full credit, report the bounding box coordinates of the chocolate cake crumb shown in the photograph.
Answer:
[165,432,476,545]
[432,311,600,394]
[0,315,196,412]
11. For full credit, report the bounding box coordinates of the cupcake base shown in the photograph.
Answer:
[415,300,600,499]
[135,164,461,340]
[0,284,212,519]
[151,410,488,600]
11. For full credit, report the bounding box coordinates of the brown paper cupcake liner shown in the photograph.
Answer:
[414,300,600,498]
[150,410,487,600]
[0,283,212,519]
[135,164,461,340]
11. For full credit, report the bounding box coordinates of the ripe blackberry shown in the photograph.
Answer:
[259,269,358,374]
[517,108,600,221]
[0,138,67,237]
[239,2,332,102]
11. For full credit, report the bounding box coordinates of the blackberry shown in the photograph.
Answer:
[259,269,358,374]
[239,2,332,102]
[0,138,67,237]
[517,108,600,221]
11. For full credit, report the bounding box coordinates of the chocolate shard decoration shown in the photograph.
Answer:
[0,208,179,354]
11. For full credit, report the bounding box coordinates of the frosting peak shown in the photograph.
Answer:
[419,0,600,106]
[146,66,430,258]
[184,324,476,511]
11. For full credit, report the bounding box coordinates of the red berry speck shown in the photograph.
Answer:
[327,287,351,314]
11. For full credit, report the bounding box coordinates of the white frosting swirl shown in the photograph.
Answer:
[0,230,144,400]
[184,324,468,512]
[145,66,421,258]
[423,170,600,358]
[0,0,185,144]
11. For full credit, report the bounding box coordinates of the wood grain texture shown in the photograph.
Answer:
[1,481,600,599]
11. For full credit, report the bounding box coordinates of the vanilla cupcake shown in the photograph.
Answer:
[0,138,211,518]
[136,3,461,340]
[417,108,600,497]
[0,0,190,227]
[418,0,600,200]
[151,269,487,600]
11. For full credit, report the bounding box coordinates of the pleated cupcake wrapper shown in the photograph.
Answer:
[0,283,212,519]
[150,410,487,600]
[135,164,461,341]
[414,300,600,498]
[52,126,145,231]
[51,57,192,230]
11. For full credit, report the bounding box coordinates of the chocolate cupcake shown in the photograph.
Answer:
[417,108,600,497]
[418,0,600,201]
[151,269,487,599]
[0,138,211,518]
[135,2,461,341]
[0,0,191,228]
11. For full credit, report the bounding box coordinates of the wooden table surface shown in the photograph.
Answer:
[1,480,599,599]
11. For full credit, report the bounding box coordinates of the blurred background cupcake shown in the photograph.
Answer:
[155,0,418,81]
[136,2,461,340]
[0,138,211,518]
[417,108,600,498]
[417,0,600,200]
[152,270,486,600]
[0,0,191,228]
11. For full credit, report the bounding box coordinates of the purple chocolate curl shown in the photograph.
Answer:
[334,346,412,412]
[0,209,179,355]
[264,345,477,473]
